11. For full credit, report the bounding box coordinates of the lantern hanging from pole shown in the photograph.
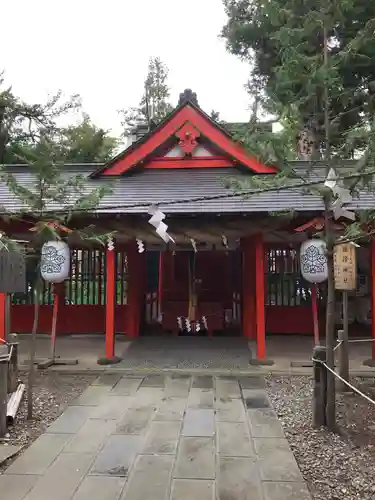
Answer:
[300,239,328,283]
[40,241,70,283]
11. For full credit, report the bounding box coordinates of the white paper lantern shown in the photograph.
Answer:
[300,239,328,283]
[40,241,70,283]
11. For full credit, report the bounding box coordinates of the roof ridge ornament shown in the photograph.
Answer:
[178,89,199,107]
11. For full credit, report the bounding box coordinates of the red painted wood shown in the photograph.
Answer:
[371,241,375,359]
[50,286,60,358]
[0,294,6,342]
[100,105,277,176]
[265,306,314,334]
[255,234,266,359]
[125,244,144,337]
[241,239,256,339]
[105,248,116,358]
[311,283,319,344]
[144,158,236,169]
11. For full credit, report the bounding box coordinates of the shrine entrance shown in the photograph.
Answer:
[143,249,242,336]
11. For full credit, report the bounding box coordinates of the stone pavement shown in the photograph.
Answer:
[1,374,311,500]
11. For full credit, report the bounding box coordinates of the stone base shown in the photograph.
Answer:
[97,356,122,366]
[249,358,274,366]
[362,358,375,367]
[290,360,313,368]
[37,358,78,369]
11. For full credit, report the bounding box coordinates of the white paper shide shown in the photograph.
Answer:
[40,241,70,283]
[300,239,328,283]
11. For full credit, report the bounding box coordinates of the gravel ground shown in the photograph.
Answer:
[0,371,95,473]
[267,375,375,500]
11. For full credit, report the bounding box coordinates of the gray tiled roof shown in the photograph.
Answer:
[0,162,374,215]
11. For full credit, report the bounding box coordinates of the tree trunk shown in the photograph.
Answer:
[27,283,40,420]
[325,214,336,431]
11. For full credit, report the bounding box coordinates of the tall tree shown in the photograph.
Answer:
[222,0,375,156]
[119,57,173,136]
[58,114,118,163]
[223,1,375,430]
[0,137,112,419]
[0,74,81,164]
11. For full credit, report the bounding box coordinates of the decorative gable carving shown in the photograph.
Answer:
[175,122,200,156]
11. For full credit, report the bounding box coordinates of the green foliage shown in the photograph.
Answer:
[119,57,173,136]
[0,137,113,249]
[58,114,118,163]
[0,74,118,164]
[222,0,375,156]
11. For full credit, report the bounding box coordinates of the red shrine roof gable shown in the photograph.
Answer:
[91,90,277,177]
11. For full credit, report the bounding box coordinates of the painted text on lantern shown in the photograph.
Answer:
[300,239,328,283]
[40,241,70,283]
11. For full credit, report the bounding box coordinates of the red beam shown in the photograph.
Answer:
[145,158,236,169]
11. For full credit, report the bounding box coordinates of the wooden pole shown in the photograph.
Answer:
[312,283,319,345]
[325,212,336,431]
[312,345,327,427]
[255,234,266,360]
[0,293,6,343]
[0,345,7,437]
[371,240,375,360]
[50,286,59,362]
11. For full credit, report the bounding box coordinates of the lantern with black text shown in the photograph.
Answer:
[40,241,70,283]
[300,239,328,283]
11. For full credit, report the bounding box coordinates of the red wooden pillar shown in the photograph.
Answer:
[255,234,266,360]
[371,241,375,360]
[242,238,256,339]
[125,243,144,337]
[0,293,6,343]
[105,246,116,359]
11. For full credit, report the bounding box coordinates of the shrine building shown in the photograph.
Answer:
[1,89,375,362]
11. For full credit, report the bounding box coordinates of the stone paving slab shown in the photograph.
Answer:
[73,386,111,406]
[90,395,132,420]
[120,454,174,500]
[262,481,312,500]
[0,444,21,465]
[111,378,143,395]
[215,377,241,399]
[187,388,214,409]
[64,418,117,454]
[3,374,311,500]
[5,433,71,475]
[154,397,186,421]
[92,374,123,388]
[170,479,214,500]
[217,456,263,500]
[0,474,38,500]
[247,409,285,438]
[90,434,142,477]
[142,421,181,454]
[72,475,126,500]
[46,405,94,434]
[174,437,215,479]
[217,421,255,457]
[23,452,95,500]
[215,397,246,422]
[182,409,215,436]
[165,375,191,398]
